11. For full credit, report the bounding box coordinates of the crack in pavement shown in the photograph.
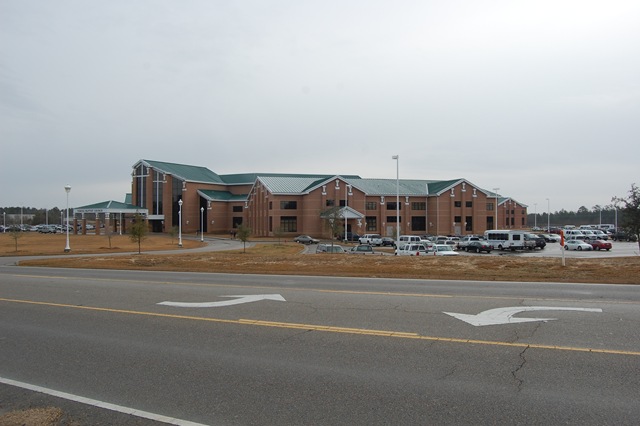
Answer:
[511,346,529,391]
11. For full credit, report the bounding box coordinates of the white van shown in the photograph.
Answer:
[397,235,422,248]
[484,230,528,251]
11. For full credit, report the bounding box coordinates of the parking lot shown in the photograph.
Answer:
[304,241,639,259]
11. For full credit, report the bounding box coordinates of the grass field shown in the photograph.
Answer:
[3,233,639,284]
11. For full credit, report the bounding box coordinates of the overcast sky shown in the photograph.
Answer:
[1,1,639,213]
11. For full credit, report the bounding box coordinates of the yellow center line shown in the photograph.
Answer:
[2,297,639,357]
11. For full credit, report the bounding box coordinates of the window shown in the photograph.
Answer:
[412,202,426,210]
[232,206,243,212]
[366,216,377,231]
[387,202,401,211]
[465,216,472,231]
[152,170,164,215]
[387,216,398,223]
[487,216,494,229]
[366,202,377,210]
[454,216,462,223]
[232,217,243,227]
[465,201,473,208]
[487,203,494,210]
[280,216,297,232]
[411,216,426,231]
[454,201,462,208]
[326,199,335,207]
[280,201,297,210]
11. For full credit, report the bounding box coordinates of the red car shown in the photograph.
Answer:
[589,240,612,251]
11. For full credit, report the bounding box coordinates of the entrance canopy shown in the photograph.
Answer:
[74,200,148,216]
[320,206,364,220]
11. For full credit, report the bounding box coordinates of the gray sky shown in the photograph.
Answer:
[1,1,639,213]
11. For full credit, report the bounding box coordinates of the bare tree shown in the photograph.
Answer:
[321,206,344,248]
[129,213,148,254]
[272,226,286,244]
[236,223,251,253]
[9,228,21,252]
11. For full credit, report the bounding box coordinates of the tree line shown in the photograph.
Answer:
[1,207,65,226]
[528,204,622,228]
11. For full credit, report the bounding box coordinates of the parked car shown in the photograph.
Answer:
[564,240,593,251]
[38,225,58,234]
[396,243,429,256]
[338,232,361,242]
[359,234,383,246]
[316,244,345,253]
[380,237,396,247]
[348,244,375,254]
[525,233,546,249]
[538,233,560,243]
[589,240,612,251]
[457,236,481,250]
[465,241,493,253]
[591,230,609,240]
[430,244,460,256]
[611,230,638,242]
[294,235,319,244]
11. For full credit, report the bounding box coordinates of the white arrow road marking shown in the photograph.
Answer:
[444,306,603,326]
[158,294,286,308]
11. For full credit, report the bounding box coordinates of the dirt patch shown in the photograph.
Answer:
[0,407,72,426]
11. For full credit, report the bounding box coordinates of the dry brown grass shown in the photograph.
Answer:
[0,232,203,255]
[7,234,640,284]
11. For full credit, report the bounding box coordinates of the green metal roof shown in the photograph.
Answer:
[74,200,145,213]
[139,160,224,184]
[426,179,464,195]
[221,172,360,185]
[198,190,247,202]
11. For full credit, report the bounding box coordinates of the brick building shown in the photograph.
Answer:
[130,159,528,238]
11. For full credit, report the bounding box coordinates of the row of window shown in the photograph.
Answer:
[275,200,492,211]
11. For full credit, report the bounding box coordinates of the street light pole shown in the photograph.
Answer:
[200,206,204,242]
[64,185,71,252]
[492,188,500,230]
[178,199,183,248]
[546,198,550,232]
[392,155,400,247]
[534,203,537,229]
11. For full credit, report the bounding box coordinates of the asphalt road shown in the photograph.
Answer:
[1,267,639,425]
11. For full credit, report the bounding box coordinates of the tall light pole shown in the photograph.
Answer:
[392,155,400,247]
[200,206,204,242]
[2,211,5,232]
[178,199,183,248]
[534,203,537,229]
[64,185,71,252]
[492,188,500,230]
[343,183,352,243]
[546,198,550,232]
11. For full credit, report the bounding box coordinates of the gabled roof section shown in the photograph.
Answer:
[320,206,364,219]
[257,176,330,194]
[427,179,465,195]
[198,189,248,202]
[137,160,224,184]
[347,178,434,196]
